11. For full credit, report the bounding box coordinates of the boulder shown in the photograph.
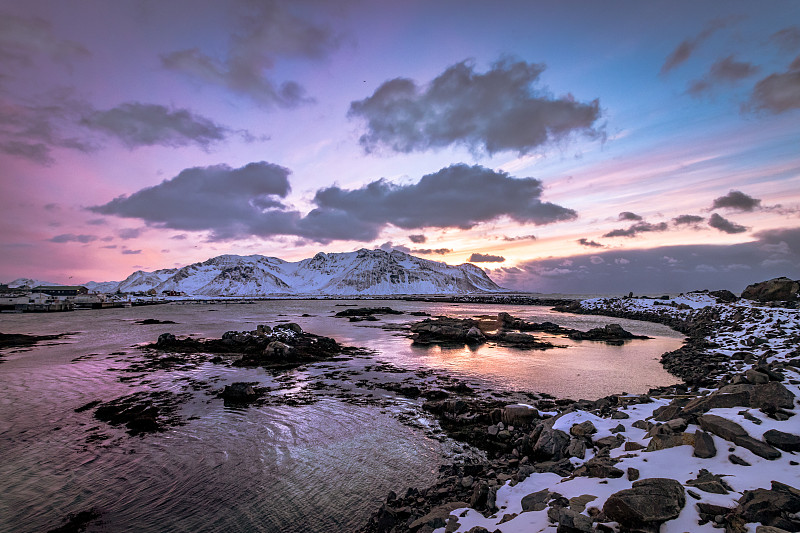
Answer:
[570,420,597,438]
[735,481,800,531]
[646,432,694,452]
[763,429,800,452]
[733,435,781,460]
[686,469,729,494]
[683,384,753,414]
[502,404,538,427]
[693,431,717,458]
[532,427,571,460]
[750,381,795,411]
[554,507,593,532]
[408,502,469,530]
[741,277,800,302]
[156,332,176,346]
[263,341,293,358]
[603,478,685,531]
[521,488,551,512]
[222,382,258,402]
[697,414,747,442]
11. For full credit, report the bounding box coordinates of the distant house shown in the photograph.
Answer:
[161,290,184,297]
[33,285,89,297]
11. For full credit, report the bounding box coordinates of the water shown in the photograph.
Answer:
[0,300,683,532]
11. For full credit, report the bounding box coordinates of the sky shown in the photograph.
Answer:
[1,0,799,294]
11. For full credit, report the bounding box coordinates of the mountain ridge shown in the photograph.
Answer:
[27,249,504,296]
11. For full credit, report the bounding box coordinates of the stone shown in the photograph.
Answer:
[521,488,551,512]
[683,385,753,414]
[567,437,586,459]
[502,404,538,427]
[533,427,571,460]
[156,332,176,346]
[733,434,781,460]
[653,404,682,421]
[729,454,751,466]
[627,467,640,481]
[555,507,593,532]
[686,469,729,494]
[735,481,800,531]
[603,478,685,531]
[487,424,499,436]
[750,381,795,411]
[746,368,770,384]
[568,494,597,514]
[693,430,717,458]
[594,434,625,450]
[646,433,694,452]
[611,410,630,419]
[763,429,800,452]
[408,502,470,530]
[665,418,688,432]
[570,420,597,437]
[755,526,793,533]
[698,414,747,443]
[222,382,258,402]
[741,277,800,302]
[263,341,293,358]
[624,441,645,451]
[575,456,624,479]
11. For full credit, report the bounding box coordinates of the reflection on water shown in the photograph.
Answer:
[0,299,683,532]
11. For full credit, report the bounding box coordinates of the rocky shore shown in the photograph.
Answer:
[360,278,800,533]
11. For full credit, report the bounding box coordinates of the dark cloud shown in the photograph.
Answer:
[90,161,297,241]
[307,164,577,239]
[408,234,426,244]
[0,89,94,164]
[603,222,668,238]
[502,234,537,242]
[101,245,117,249]
[49,233,98,243]
[672,214,705,226]
[91,162,575,244]
[0,12,89,69]
[121,249,142,255]
[711,190,761,212]
[86,218,107,226]
[469,253,505,263]
[618,211,642,221]
[349,58,602,155]
[160,1,340,107]
[413,248,451,256]
[661,19,734,74]
[708,213,748,234]
[577,238,604,248]
[751,69,800,113]
[770,27,800,52]
[688,56,759,95]
[118,228,144,240]
[489,227,800,294]
[81,103,229,149]
[171,234,188,240]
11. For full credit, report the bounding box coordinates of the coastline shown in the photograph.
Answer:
[360,291,800,533]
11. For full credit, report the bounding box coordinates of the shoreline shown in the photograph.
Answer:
[360,291,800,533]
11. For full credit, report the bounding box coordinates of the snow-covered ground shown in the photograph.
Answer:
[433,293,800,533]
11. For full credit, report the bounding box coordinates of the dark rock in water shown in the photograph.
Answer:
[156,332,177,346]
[47,508,101,533]
[603,478,685,532]
[733,481,800,532]
[222,382,259,402]
[763,429,800,452]
[334,307,403,318]
[136,318,177,325]
[0,331,72,350]
[410,317,484,345]
[693,430,717,458]
[568,323,650,344]
[741,277,800,302]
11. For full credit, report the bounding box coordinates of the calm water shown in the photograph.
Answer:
[0,300,682,532]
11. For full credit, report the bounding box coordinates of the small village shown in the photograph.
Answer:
[0,284,182,312]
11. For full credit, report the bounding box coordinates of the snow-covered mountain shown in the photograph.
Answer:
[84,280,122,293]
[7,278,60,288]
[87,249,504,296]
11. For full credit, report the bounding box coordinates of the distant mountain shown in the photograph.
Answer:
[86,249,504,296]
[84,280,122,293]
[7,278,60,289]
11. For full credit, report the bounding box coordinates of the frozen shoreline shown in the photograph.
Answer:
[362,290,800,533]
